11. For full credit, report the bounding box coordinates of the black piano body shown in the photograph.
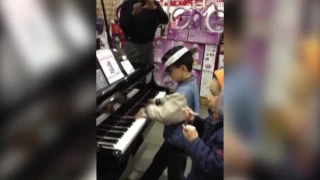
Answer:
[96,54,169,180]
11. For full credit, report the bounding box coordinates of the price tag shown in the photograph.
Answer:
[120,60,135,75]
[218,55,224,69]
[97,49,124,84]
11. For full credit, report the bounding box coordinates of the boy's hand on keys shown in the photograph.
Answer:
[182,124,199,141]
[135,108,147,119]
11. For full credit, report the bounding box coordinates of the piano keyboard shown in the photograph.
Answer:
[97,91,166,153]
[96,88,140,126]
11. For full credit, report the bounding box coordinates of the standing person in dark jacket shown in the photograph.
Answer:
[119,0,168,67]
[182,69,224,180]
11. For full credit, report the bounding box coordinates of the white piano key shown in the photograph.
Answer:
[113,118,147,153]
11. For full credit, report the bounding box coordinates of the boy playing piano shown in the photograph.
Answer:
[137,45,200,180]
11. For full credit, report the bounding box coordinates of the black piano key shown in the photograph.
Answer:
[97,141,115,146]
[99,144,113,148]
[106,132,124,138]
[101,120,118,126]
[97,129,108,136]
[123,118,135,123]
[97,128,113,133]
[96,135,118,140]
[117,122,133,127]
[111,127,128,132]
[99,138,118,144]
[114,115,136,122]
[98,128,126,136]
[100,124,129,130]
[117,120,133,123]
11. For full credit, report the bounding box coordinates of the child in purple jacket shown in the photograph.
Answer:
[183,70,224,180]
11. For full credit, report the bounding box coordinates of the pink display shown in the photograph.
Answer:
[153,62,178,90]
[188,30,221,44]
[167,28,189,41]
[191,69,201,90]
[153,38,174,63]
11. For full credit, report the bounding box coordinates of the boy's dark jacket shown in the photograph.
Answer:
[185,109,224,180]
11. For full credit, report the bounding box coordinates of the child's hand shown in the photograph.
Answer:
[183,107,195,121]
[135,108,147,119]
[182,124,199,141]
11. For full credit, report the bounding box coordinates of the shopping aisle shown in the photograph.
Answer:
[126,105,209,179]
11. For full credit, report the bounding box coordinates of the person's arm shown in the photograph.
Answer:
[119,1,135,37]
[145,93,187,125]
[143,0,168,24]
[176,86,194,109]
[153,1,169,24]
[186,136,223,177]
[149,93,172,105]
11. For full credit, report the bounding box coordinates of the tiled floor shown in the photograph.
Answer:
[126,105,209,180]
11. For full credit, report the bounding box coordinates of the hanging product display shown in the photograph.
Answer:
[203,3,224,32]
[170,2,223,32]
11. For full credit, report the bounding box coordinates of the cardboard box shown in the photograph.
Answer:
[192,70,202,90]
[153,38,174,63]
[153,62,178,90]
[188,30,221,45]
[167,28,189,42]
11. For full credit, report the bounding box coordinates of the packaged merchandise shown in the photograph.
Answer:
[167,28,189,41]
[202,44,218,72]
[153,38,174,63]
[153,62,178,89]
[200,70,213,97]
[192,70,202,90]
[188,30,221,44]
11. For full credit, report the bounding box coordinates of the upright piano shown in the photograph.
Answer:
[96,48,168,180]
